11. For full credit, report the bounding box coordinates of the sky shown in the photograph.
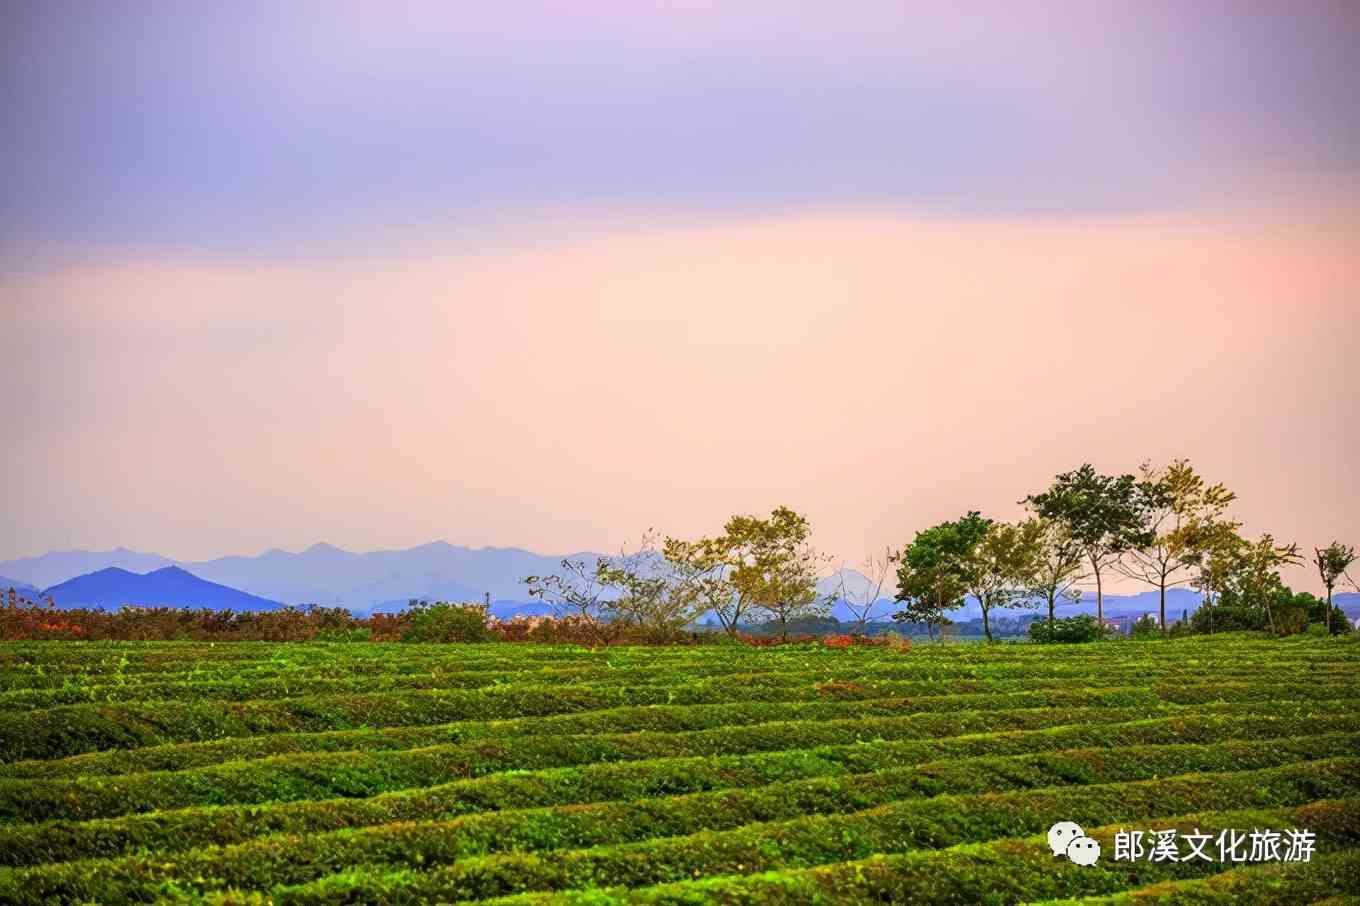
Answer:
[2,2,1358,591]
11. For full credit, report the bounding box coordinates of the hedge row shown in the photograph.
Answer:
[10,699,1354,822]
[8,657,1342,709]
[5,726,1352,865]
[1,687,1148,779]
[449,800,1360,906]
[7,666,1353,763]
[1,678,977,761]
[14,680,1352,782]
[12,762,1351,905]
[8,643,1338,694]
[237,762,1360,903]
[2,636,1337,679]
[1025,848,1360,905]
[7,707,1349,859]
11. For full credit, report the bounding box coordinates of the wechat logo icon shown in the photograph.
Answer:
[1048,821,1101,866]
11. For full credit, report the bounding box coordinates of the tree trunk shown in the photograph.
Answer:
[1047,591,1056,635]
[1325,584,1333,634]
[981,606,992,643]
[1092,555,1104,629]
[1159,582,1166,638]
[927,622,936,642]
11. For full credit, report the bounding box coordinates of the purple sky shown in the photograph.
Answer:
[2,3,1357,590]
[6,2,1356,255]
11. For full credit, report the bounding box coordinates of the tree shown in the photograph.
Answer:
[892,513,989,642]
[1313,542,1356,634]
[965,519,1044,642]
[892,590,954,641]
[1023,516,1086,637]
[522,555,622,646]
[1025,464,1151,630]
[401,601,493,643]
[1116,460,1237,636]
[1182,518,1241,634]
[835,547,897,635]
[719,506,831,641]
[1215,534,1303,635]
[661,536,743,636]
[598,531,710,639]
[1029,613,1114,644]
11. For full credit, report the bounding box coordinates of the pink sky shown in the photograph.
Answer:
[4,205,1357,592]
[3,3,1357,594]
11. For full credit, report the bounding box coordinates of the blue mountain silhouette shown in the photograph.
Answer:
[42,566,282,611]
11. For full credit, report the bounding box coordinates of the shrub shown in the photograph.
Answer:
[401,602,493,643]
[313,627,372,643]
[1167,619,1195,639]
[1129,614,1160,640]
[1189,604,1264,634]
[1028,614,1114,644]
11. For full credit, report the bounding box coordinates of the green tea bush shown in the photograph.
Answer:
[0,636,1354,904]
[400,602,494,643]
[1029,614,1114,643]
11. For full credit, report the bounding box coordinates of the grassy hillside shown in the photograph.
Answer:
[0,637,1356,904]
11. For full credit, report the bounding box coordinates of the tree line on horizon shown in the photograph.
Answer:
[523,460,1358,644]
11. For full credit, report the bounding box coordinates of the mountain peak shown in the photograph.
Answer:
[43,565,280,611]
[304,542,346,555]
[148,565,194,578]
[84,566,139,579]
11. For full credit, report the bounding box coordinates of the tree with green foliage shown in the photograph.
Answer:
[1025,464,1151,630]
[1028,613,1112,643]
[1207,534,1303,635]
[1129,613,1160,639]
[1312,542,1356,634]
[1116,459,1237,636]
[892,512,990,642]
[965,519,1044,643]
[1022,516,1086,638]
[891,593,954,641]
[597,532,711,640]
[1184,518,1245,634]
[400,601,493,643]
[660,536,743,636]
[715,506,831,641]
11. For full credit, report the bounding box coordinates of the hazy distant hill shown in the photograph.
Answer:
[816,570,1207,622]
[0,543,604,611]
[178,542,607,609]
[43,566,282,611]
[0,576,39,597]
[0,549,175,590]
[5,544,1356,621]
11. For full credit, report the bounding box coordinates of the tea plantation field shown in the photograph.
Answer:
[0,637,1356,905]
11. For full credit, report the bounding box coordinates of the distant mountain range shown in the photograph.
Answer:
[42,566,282,611]
[0,543,603,611]
[2,544,1355,621]
[0,576,39,597]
